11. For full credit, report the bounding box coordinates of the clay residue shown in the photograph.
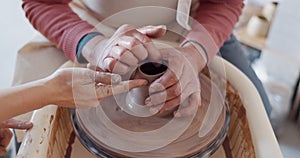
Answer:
[49,115,54,124]
[64,131,76,158]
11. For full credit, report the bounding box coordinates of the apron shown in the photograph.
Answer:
[12,0,197,142]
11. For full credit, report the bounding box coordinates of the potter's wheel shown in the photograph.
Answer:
[71,74,229,158]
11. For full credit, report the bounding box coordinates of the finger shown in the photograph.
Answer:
[83,68,122,85]
[145,83,167,106]
[132,31,161,61]
[174,92,201,117]
[0,119,33,130]
[110,46,139,66]
[103,57,129,75]
[149,69,179,94]
[87,64,105,72]
[149,104,164,115]
[0,129,12,147]
[0,147,7,156]
[157,83,193,113]
[146,81,183,106]
[96,79,148,99]
[115,24,161,61]
[144,43,161,62]
[158,93,187,113]
[117,36,148,61]
[94,72,122,85]
[137,25,167,38]
[119,50,139,66]
[131,44,149,61]
[114,24,137,36]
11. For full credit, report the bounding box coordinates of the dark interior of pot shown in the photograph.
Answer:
[139,62,167,76]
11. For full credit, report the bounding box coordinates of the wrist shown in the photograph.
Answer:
[81,35,107,65]
[26,78,56,109]
[77,32,104,63]
[181,42,207,72]
[41,76,61,106]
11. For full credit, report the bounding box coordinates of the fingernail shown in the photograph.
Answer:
[25,121,32,125]
[149,85,155,93]
[150,107,159,115]
[145,97,151,106]
[149,84,158,93]
[149,83,164,93]
[154,25,167,30]
[24,121,33,127]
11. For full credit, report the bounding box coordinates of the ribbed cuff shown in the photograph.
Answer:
[76,32,103,63]
[181,40,208,64]
[182,30,219,64]
[62,23,95,61]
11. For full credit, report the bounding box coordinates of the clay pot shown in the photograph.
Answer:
[126,61,172,117]
[130,62,167,83]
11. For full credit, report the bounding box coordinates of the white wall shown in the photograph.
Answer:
[0,0,36,88]
[267,0,300,63]
[256,0,300,89]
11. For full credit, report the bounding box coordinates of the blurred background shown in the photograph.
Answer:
[1,0,300,157]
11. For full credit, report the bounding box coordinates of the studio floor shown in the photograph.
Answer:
[1,1,300,157]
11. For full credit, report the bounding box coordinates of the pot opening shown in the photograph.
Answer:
[139,62,168,76]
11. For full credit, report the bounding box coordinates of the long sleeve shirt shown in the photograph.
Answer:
[22,0,243,62]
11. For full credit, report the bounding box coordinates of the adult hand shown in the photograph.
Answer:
[145,44,207,117]
[0,119,32,156]
[46,68,147,108]
[82,24,166,74]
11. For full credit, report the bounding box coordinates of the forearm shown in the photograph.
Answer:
[22,0,96,61]
[183,0,244,63]
[0,79,53,122]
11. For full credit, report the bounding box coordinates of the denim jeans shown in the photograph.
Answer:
[219,34,272,117]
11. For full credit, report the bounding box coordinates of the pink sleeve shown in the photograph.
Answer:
[182,0,244,63]
[22,0,96,61]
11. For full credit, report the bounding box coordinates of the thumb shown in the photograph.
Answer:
[138,25,167,38]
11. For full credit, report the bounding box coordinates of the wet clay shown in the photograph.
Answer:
[73,74,228,158]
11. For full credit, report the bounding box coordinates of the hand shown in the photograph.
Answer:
[82,24,166,74]
[46,68,147,108]
[0,119,32,156]
[145,44,207,117]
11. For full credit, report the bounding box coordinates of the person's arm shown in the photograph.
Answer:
[149,1,244,117]
[0,68,147,122]
[181,0,244,64]
[22,0,96,61]
[0,79,50,122]
[22,1,165,72]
